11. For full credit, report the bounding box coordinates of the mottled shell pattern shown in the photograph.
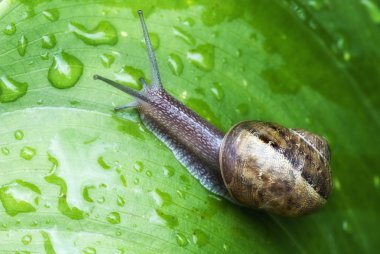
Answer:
[220,121,332,216]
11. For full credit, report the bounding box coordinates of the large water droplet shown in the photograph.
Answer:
[361,0,380,24]
[20,146,36,160]
[114,66,145,90]
[14,130,24,140]
[150,209,178,228]
[69,21,118,46]
[0,75,28,103]
[42,34,57,49]
[151,189,172,207]
[106,211,121,224]
[168,53,183,76]
[48,51,83,89]
[0,180,41,216]
[43,9,59,22]
[17,35,28,56]
[3,22,16,35]
[192,229,209,247]
[140,32,159,50]
[175,232,188,247]
[21,234,32,245]
[187,44,215,72]
[210,82,224,101]
[99,53,115,68]
[173,26,195,45]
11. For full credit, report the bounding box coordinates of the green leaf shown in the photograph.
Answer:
[0,0,378,253]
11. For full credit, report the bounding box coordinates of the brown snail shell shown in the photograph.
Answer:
[220,121,332,216]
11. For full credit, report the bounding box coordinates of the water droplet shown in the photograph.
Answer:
[69,21,118,46]
[97,156,111,170]
[3,22,16,35]
[176,190,186,200]
[120,174,127,187]
[42,34,57,49]
[140,32,159,50]
[152,189,172,207]
[48,50,83,89]
[187,44,215,72]
[106,211,121,224]
[14,130,24,140]
[41,231,56,254]
[82,185,95,202]
[342,220,352,233]
[334,178,341,191]
[116,195,125,207]
[162,165,174,177]
[183,17,195,27]
[114,66,145,90]
[223,243,229,252]
[373,175,379,188]
[0,180,41,216]
[97,196,105,204]
[167,53,184,76]
[173,26,195,45]
[1,147,10,155]
[0,75,28,103]
[361,0,380,24]
[17,35,28,56]
[134,161,144,172]
[210,82,224,101]
[192,229,209,247]
[21,234,32,245]
[20,146,36,160]
[235,103,249,116]
[146,170,152,177]
[40,52,49,60]
[43,8,59,22]
[99,53,115,68]
[175,232,188,247]
[83,247,96,254]
[150,209,178,228]
[133,178,140,185]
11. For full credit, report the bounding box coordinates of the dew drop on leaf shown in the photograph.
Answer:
[83,247,97,254]
[134,161,144,172]
[97,156,111,170]
[114,66,145,90]
[3,22,16,35]
[150,209,178,228]
[175,232,188,247]
[17,35,28,56]
[168,53,184,76]
[14,130,24,140]
[0,75,28,103]
[235,103,249,116]
[99,53,115,68]
[210,82,224,101]
[162,165,174,177]
[187,44,215,72]
[40,52,49,60]
[48,50,83,89]
[1,147,10,155]
[43,8,59,22]
[360,0,380,24]
[106,211,121,224]
[116,195,125,207]
[42,34,57,49]
[151,189,172,207]
[173,26,196,45]
[20,146,36,160]
[192,229,209,247]
[140,32,159,50]
[21,234,32,245]
[69,21,118,46]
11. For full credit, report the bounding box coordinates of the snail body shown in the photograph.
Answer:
[94,10,332,216]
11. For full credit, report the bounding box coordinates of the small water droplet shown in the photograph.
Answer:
[140,32,159,50]
[192,229,209,247]
[334,178,341,191]
[173,26,195,45]
[17,35,28,56]
[14,130,24,140]
[175,232,188,247]
[168,53,184,76]
[162,165,174,177]
[20,146,36,160]
[150,209,178,228]
[114,66,145,90]
[134,161,144,172]
[176,190,186,200]
[82,185,95,202]
[187,44,215,72]
[373,175,379,188]
[235,49,242,57]
[106,211,121,224]
[3,22,16,35]
[183,17,195,27]
[133,178,140,185]
[146,170,152,177]
[97,156,111,170]
[99,53,115,68]
[120,174,127,187]
[82,247,96,254]
[69,21,118,46]
[235,103,249,116]
[43,8,59,22]
[361,0,380,24]
[41,34,57,49]
[152,189,172,207]
[48,50,83,89]
[21,234,32,245]
[1,147,10,155]
[0,180,41,216]
[343,51,351,62]
[116,195,125,207]
[97,196,105,204]
[40,52,49,60]
[223,243,229,252]
[210,82,224,101]
[342,220,352,233]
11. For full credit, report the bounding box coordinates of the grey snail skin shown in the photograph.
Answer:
[93,10,332,217]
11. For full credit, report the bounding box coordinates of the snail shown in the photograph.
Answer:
[93,10,332,217]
